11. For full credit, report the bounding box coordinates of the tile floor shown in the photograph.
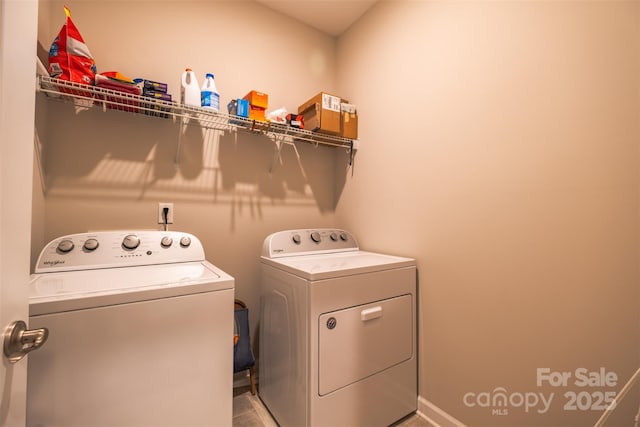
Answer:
[232,387,278,427]
[232,386,433,427]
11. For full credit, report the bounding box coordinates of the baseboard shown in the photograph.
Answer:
[417,396,467,427]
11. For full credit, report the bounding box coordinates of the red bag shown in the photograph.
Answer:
[48,6,96,85]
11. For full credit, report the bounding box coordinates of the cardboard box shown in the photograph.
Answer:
[243,90,269,109]
[227,99,249,118]
[143,91,172,118]
[142,79,168,94]
[286,113,304,129]
[340,103,358,139]
[248,104,267,122]
[227,99,250,125]
[298,92,341,135]
[94,74,142,113]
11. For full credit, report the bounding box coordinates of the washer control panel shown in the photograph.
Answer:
[262,229,359,258]
[35,230,205,273]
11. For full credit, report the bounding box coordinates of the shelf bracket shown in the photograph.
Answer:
[175,115,185,166]
[349,140,354,166]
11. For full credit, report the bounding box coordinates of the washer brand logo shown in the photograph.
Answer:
[43,260,65,266]
[273,248,284,253]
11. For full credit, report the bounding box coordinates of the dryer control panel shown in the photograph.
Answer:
[262,229,359,258]
[35,230,205,273]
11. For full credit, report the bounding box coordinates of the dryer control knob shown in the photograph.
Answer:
[57,239,74,253]
[83,238,99,251]
[330,232,338,241]
[310,231,321,243]
[180,236,191,247]
[161,236,173,248]
[340,232,348,241]
[122,234,140,250]
[292,234,302,244]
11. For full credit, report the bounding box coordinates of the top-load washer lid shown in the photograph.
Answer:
[260,229,415,280]
[29,261,232,316]
[29,230,234,316]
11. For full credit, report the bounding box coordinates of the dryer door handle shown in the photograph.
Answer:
[361,306,382,321]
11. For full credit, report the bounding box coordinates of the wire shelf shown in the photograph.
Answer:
[37,76,356,150]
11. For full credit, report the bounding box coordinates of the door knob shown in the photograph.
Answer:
[3,320,49,364]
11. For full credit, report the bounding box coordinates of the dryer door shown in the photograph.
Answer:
[318,294,413,396]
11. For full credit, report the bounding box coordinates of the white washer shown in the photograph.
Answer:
[259,229,417,427]
[27,230,234,427]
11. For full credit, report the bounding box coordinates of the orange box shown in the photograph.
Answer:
[248,104,267,122]
[243,90,269,109]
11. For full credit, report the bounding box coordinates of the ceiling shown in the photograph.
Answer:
[254,0,379,37]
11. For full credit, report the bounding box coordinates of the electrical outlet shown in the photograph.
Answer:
[158,203,174,224]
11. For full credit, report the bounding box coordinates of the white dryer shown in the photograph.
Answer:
[259,229,417,427]
[27,230,234,427]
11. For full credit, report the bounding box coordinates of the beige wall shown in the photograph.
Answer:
[336,1,639,426]
[34,1,640,426]
[35,0,345,346]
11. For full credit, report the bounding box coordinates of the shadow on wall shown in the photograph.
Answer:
[334,145,355,207]
[38,98,345,213]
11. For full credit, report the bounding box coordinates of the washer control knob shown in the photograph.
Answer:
[56,239,74,253]
[340,232,348,241]
[122,234,140,250]
[292,234,302,244]
[180,236,191,248]
[330,232,338,241]
[310,232,321,243]
[161,236,173,248]
[83,238,99,251]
